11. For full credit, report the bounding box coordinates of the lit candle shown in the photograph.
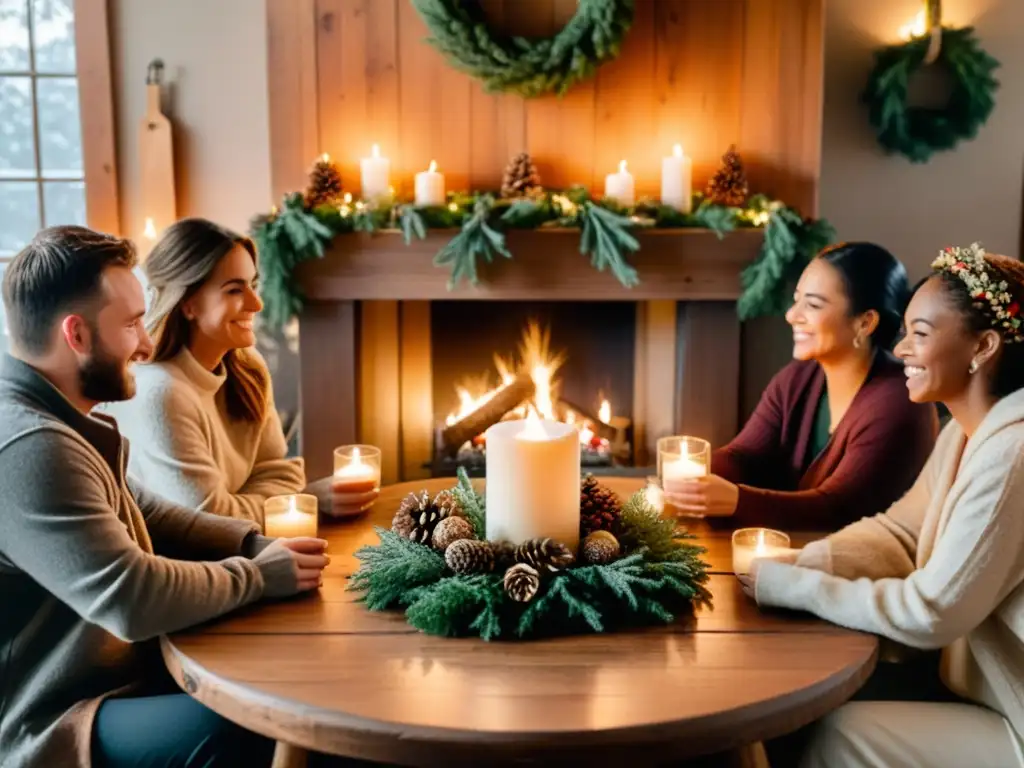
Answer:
[264,494,318,538]
[485,408,581,552]
[332,445,381,518]
[360,144,390,200]
[661,144,693,213]
[657,435,710,518]
[143,217,157,240]
[604,160,635,207]
[414,160,446,207]
[732,528,791,574]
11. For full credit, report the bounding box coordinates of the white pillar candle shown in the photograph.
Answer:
[661,144,693,213]
[485,409,581,552]
[604,160,635,207]
[360,143,390,200]
[264,494,319,538]
[731,528,791,574]
[414,160,445,207]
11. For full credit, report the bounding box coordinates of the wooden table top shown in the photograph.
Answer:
[162,477,878,766]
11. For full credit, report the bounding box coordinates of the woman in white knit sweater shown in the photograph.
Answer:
[108,218,374,527]
[743,244,1024,767]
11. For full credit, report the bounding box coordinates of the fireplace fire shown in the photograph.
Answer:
[434,321,632,474]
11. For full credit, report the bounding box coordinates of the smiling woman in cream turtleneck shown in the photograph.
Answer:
[106,218,307,528]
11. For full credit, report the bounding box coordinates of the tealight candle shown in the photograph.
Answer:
[331,445,381,518]
[732,528,791,574]
[264,494,318,538]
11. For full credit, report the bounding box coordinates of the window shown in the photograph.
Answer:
[0,0,116,350]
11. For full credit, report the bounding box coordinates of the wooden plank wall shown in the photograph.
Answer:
[295,0,822,215]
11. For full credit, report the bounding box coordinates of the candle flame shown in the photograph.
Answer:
[673,144,683,158]
[143,217,157,240]
[371,143,380,158]
[344,192,352,204]
[320,152,330,163]
[598,399,611,423]
[519,406,547,441]
[755,529,767,555]
[618,160,628,173]
[899,11,926,40]
[428,160,437,173]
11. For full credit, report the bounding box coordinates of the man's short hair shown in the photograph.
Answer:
[3,226,138,355]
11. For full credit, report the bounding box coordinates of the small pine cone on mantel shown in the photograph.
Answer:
[504,562,541,603]
[445,539,496,574]
[515,537,575,573]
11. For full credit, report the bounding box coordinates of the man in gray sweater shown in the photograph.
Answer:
[0,226,330,767]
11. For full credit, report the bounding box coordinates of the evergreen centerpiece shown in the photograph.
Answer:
[348,469,712,641]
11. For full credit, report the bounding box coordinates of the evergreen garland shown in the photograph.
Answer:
[863,26,999,163]
[433,195,511,289]
[348,468,712,641]
[411,0,634,99]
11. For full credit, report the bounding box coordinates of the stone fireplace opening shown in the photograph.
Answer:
[430,301,637,476]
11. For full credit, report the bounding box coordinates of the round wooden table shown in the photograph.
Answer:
[162,478,878,767]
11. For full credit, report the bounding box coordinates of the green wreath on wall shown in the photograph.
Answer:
[863,11,999,164]
[411,0,634,98]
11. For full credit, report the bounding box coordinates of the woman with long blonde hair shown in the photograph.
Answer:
[107,217,306,526]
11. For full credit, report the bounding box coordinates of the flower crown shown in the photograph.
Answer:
[931,243,1023,343]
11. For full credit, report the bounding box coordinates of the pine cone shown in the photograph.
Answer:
[705,145,749,207]
[581,530,621,565]
[492,540,517,569]
[391,490,455,544]
[431,516,475,552]
[432,489,462,519]
[503,562,541,603]
[580,474,622,537]
[304,155,344,209]
[501,152,542,199]
[445,539,496,574]
[515,537,575,573]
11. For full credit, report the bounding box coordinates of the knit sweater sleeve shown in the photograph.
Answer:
[136,379,270,526]
[755,440,1024,650]
[0,428,265,642]
[711,373,785,483]
[129,477,261,562]
[729,392,937,530]
[237,384,305,498]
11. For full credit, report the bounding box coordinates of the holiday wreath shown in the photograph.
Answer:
[863,25,999,163]
[347,469,712,640]
[411,0,634,98]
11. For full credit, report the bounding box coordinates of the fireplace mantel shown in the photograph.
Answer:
[294,230,758,481]
[296,229,764,302]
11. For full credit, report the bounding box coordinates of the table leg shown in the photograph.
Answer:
[271,741,308,768]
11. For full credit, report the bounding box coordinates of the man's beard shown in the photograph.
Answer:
[79,342,135,403]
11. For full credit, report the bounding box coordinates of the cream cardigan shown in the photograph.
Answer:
[756,387,1024,739]
[105,348,305,527]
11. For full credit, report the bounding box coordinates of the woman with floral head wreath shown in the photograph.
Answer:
[743,244,1024,767]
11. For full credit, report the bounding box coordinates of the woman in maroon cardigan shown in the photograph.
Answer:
[669,242,939,531]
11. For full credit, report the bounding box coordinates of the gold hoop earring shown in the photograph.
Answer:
[969,360,979,374]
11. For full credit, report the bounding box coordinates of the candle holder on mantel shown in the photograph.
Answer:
[331,445,381,518]
[657,435,710,519]
[264,493,319,538]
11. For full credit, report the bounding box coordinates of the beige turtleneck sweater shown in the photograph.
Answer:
[106,348,305,527]
[755,388,1024,742]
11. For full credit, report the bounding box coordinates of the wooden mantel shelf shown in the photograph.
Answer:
[295,228,764,302]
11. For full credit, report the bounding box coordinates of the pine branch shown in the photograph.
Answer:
[617,491,702,562]
[348,527,447,611]
[433,195,511,289]
[500,197,555,229]
[579,202,640,288]
[451,466,486,538]
[404,574,506,639]
[693,200,739,238]
[398,205,428,245]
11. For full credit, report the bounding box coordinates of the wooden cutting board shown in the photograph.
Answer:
[138,59,176,245]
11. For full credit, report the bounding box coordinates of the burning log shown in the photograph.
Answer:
[440,373,536,454]
[557,398,617,441]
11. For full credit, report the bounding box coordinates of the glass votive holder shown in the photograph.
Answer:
[731,527,791,575]
[657,436,710,518]
[331,444,381,517]
[264,493,319,538]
